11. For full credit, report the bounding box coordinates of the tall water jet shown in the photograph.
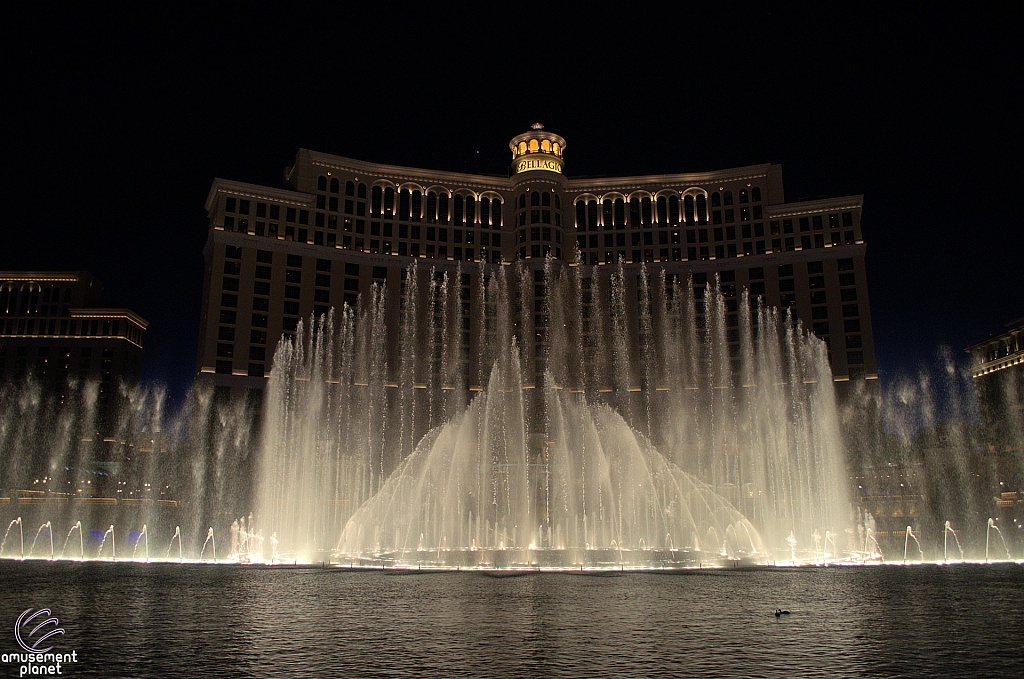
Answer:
[255,261,851,565]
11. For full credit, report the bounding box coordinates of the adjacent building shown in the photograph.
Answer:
[197,125,875,394]
[0,271,148,420]
[967,318,1024,522]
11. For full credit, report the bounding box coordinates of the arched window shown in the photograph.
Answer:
[683,195,695,223]
[480,197,491,226]
[330,178,340,193]
[656,196,668,224]
[491,199,502,227]
[711,192,721,207]
[614,198,625,227]
[576,201,586,229]
[629,197,641,226]
[529,139,539,153]
[383,187,395,215]
[411,190,422,221]
[739,189,749,203]
[723,191,733,206]
[438,193,450,223]
[555,195,561,209]
[453,194,464,225]
[587,200,599,231]
[426,192,438,222]
[641,197,652,225]
[317,175,327,191]
[398,189,410,221]
[602,199,613,229]
[357,183,367,199]
[518,141,527,155]
[466,196,476,224]
[669,195,680,224]
[371,186,383,215]
[346,181,355,196]
[696,194,708,224]
[519,193,527,209]
[531,191,540,206]
[541,139,551,152]
[542,192,550,206]
[552,142,560,156]
[751,186,762,202]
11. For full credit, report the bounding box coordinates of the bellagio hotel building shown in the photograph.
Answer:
[197,124,875,393]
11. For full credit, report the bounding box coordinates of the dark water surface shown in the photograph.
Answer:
[0,562,1021,678]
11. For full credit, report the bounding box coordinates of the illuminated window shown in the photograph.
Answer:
[480,197,490,226]
[518,141,527,155]
[552,142,560,155]
[541,139,551,152]
[491,199,502,228]
[529,139,539,153]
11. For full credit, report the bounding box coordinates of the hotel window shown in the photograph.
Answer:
[216,343,233,358]
[254,281,270,296]
[812,216,823,230]
[723,191,733,206]
[751,187,761,201]
[317,176,327,191]
[270,205,280,220]
[252,298,269,312]
[346,181,355,196]
[317,195,326,210]
[491,199,502,227]
[225,197,236,212]
[221,277,239,292]
[284,286,300,299]
[221,293,238,307]
[739,189,748,203]
[843,303,859,317]
[218,326,235,341]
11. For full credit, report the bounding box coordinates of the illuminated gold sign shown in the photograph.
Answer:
[515,155,562,174]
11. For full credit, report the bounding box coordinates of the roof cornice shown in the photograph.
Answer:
[766,195,864,218]
[205,179,314,211]
[302,149,511,191]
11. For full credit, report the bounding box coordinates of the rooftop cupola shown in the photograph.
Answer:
[509,123,566,181]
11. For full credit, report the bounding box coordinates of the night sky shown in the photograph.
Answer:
[3,7,1020,405]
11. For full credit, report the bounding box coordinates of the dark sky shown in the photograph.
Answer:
[2,6,1020,405]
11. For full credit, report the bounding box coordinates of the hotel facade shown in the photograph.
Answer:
[196,125,875,393]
